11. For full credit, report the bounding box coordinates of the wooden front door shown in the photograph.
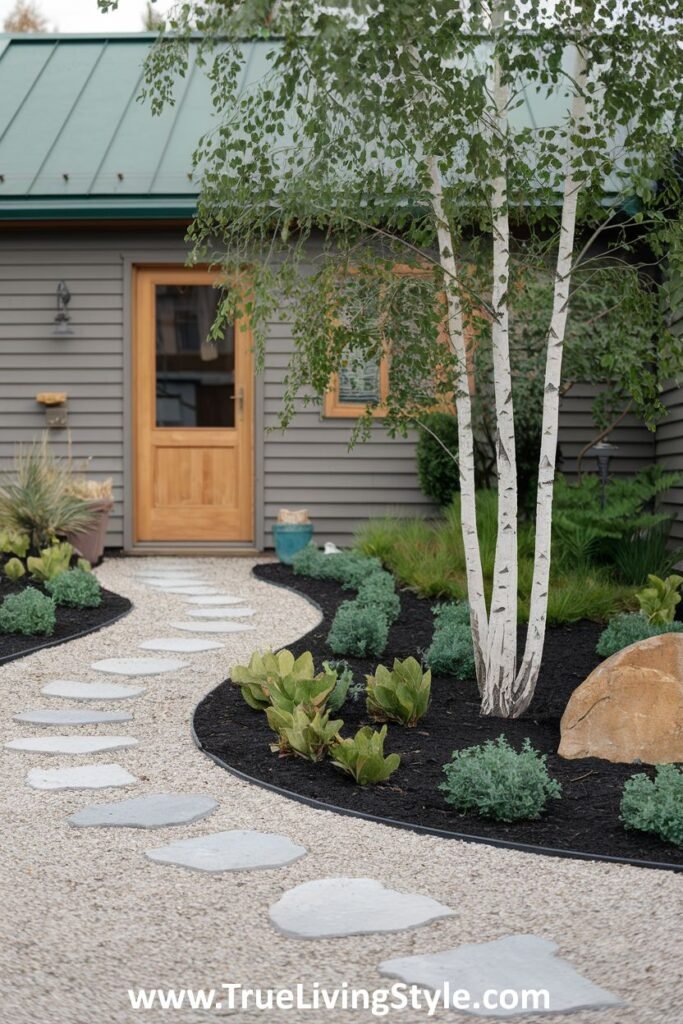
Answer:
[133,266,253,543]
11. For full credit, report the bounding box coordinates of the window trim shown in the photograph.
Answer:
[322,263,436,420]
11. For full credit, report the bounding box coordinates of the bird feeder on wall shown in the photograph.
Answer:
[36,392,68,429]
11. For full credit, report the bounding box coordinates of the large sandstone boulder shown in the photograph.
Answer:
[559,632,683,764]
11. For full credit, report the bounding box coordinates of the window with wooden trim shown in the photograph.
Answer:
[323,264,443,419]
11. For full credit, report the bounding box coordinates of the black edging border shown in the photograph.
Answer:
[191,567,683,874]
[0,602,133,667]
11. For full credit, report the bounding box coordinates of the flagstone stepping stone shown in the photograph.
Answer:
[147,586,220,596]
[269,878,453,939]
[41,680,146,701]
[170,621,256,634]
[186,607,255,618]
[139,638,225,653]
[378,936,623,1018]
[91,657,186,677]
[14,709,133,726]
[185,596,243,605]
[6,736,138,755]
[27,763,138,792]
[145,830,307,873]
[141,578,208,587]
[68,793,218,829]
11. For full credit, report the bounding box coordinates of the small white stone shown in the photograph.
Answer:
[27,763,138,791]
[41,680,146,701]
[14,709,133,726]
[145,830,307,873]
[91,657,187,677]
[269,878,454,939]
[5,736,138,755]
[68,793,219,829]
[184,596,244,605]
[185,607,255,618]
[141,578,208,587]
[139,638,225,653]
[378,936,623,1018]
[170,621,256,634]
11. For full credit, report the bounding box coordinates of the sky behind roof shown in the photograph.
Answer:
[0,0,175,33]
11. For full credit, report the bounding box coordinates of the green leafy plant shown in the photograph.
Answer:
[27,541,74,583]
[621,765,683,848]
[4,557,25,581]
[322,659,353,713]
[327,601,389,658]
[596,613,683,658]
[440,736,562,822]
[425,602,475,679]
[635,574,683,625]
[0,529,29,559]
[0,587,56,636]
[330,725,401,785]
[266,670,337,716]
[366,656,431,727]
[553,468,683,584]
[0,436,97,549]
[230,649,318,711]
[46,567,102,608]
[266,704,343,761]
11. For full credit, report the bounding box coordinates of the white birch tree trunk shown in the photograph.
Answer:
[427,157,489,688]
[481,27,519,717]
[512,47,589,716]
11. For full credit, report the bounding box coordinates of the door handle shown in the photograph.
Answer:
[237,386,244,420]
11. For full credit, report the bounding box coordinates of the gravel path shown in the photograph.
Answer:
[1,557,680,1024]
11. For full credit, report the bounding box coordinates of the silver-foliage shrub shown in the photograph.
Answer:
[440,736,562,822]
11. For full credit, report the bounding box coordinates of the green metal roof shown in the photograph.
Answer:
[0,33,616,222]
[0,33,269,220]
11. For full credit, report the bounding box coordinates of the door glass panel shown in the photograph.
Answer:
[155,284,235,427]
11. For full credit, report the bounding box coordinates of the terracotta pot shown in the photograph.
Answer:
[66,499,113,567]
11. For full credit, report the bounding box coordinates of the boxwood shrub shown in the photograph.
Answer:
[46,567,102,609]
[0,587,56,636]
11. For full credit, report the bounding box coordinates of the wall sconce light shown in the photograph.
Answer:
[53,280,73,336]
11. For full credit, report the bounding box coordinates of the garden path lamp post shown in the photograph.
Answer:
[53,280,73,336]
[588,440,619,509]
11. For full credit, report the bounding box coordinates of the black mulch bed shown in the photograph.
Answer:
[194,562,683,869]
[0,565,131,665]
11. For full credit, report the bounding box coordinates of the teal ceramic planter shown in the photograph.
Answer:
[272,523,314,565]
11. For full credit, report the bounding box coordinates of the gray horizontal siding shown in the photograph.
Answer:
[0,229,677,551]
[0,230,189,549]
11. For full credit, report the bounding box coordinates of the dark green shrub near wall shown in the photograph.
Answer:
[415,412,461,507]
[0,588,56,636]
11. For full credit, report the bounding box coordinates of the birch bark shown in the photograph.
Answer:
[513,46,589,715]
[481,24,519,716]
[427,156,489,687]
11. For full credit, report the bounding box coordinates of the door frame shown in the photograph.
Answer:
[127,260,256,547]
